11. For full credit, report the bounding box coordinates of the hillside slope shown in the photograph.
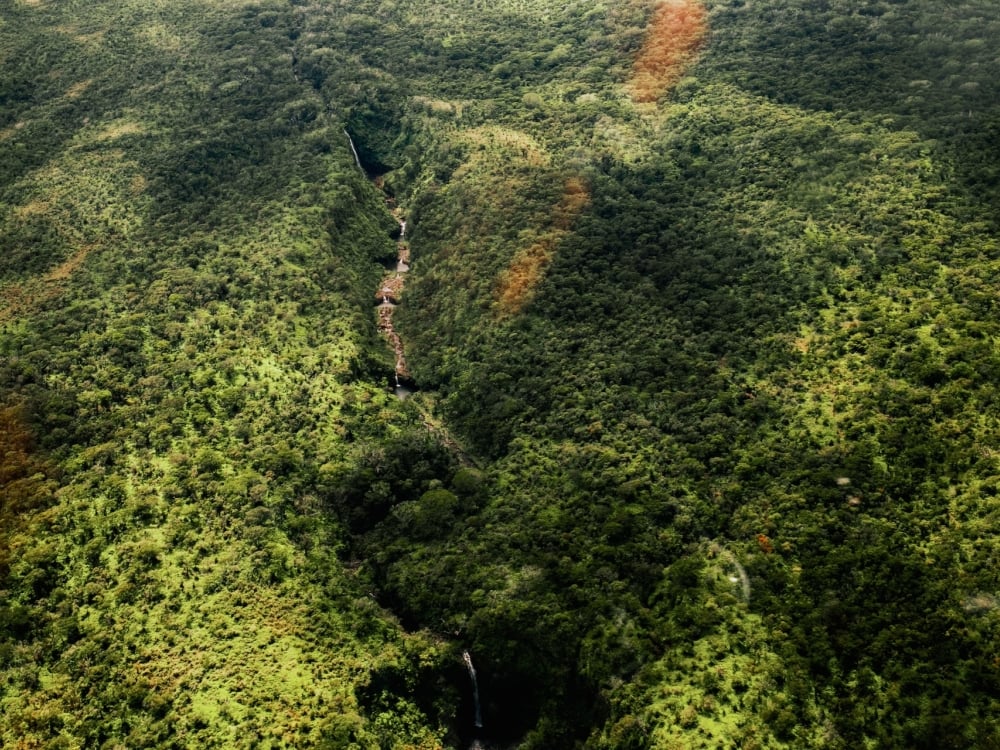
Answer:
[3,0,1000,748]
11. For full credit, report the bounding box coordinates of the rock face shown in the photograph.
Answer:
[376,220,410,379]
[375,274,404,305]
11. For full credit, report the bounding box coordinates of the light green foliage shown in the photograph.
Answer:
[3,0,1000,747]
[0,0,449,747]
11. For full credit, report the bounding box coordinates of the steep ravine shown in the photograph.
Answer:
[376,210,414,397]
[345,129,501,746]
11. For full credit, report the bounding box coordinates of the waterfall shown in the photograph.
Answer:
[462,650,483,729]
[707,542,751,602]
[729,559,751,602]
[343,129,364,173]
[712,543,751,602]
[400,220,406,238]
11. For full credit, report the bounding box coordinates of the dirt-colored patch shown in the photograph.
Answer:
[376,275,404,304]
[96,121,146,141]
[47,244,93,281]
[0,121,28,141]
[495,176,591,316]
[65,79,92,100]
[628,0,707,104]
[0,244,95,324]
[13,199,51,220]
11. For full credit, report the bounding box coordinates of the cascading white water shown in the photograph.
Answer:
[344,129,364,173]
[400,220,406,238]
[711,543,751,601]
[728,559,751,601]
[462,650,483,729]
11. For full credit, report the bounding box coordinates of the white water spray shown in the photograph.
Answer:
[462,650,483,729]
[728,559,751,602]
[344,129,364,173]
[712,543,751,602]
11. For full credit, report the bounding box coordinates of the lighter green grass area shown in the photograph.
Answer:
[2,308,436,746]
[591,114,656,165]
[2,135,147,244]
[139,20,193,53]
[643,558,822,750]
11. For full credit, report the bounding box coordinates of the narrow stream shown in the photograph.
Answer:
[344,128,365,173]
[348,132,502,747]
[375,212,412,399]
[463,650,484,729]
[345,128,415,399]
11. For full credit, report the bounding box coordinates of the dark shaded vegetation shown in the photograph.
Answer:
[2,0,1000,747]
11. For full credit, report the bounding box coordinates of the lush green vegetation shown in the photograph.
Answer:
[2,0,1000,748]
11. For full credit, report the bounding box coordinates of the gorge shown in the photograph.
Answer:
[2,0,1000,748]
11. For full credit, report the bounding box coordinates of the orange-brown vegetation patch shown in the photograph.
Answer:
[495,236,558,316]
[1,282,45,325]
[792,335,812,354]
[0,406,54,578]
[495,176,591,316]
[552,176,589,231]
[2,283,39,324]
[0,244,95,323]
[628,0,707,104]
[47,244,92,281]
[756,533,774,554]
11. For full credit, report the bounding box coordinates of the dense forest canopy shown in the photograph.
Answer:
[2,0,999,748]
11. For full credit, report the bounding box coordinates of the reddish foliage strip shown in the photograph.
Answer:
[495,176,590,316]
[0,406,54,579]
[629,0,707,104]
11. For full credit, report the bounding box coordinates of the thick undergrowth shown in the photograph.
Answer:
[3,0,1000,748]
